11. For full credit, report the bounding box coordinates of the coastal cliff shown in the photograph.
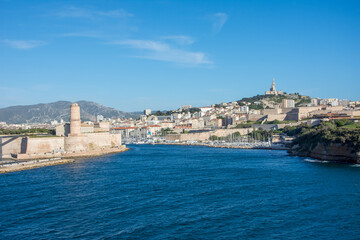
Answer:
[289,142,360,164]
[286,120,360,164]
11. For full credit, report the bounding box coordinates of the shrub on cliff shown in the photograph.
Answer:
[292,121,360,152]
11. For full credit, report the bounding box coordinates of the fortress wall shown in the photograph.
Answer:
[165,134,181,141]
[262,109,282,115]
[83,132,112,149]
[165,128,255,142]
[65,132,118,153]
[0,136,23,158]
[351,110,360,117]
[25,137,64,154]
[277,122,302,129]
[281,108,294,114]
[64,135,89,152]
[267,114,287,121]
[166,132,210,142]
[298,106,324,113]
[179,132,210,141]
[247,114,266,121]
[110,134,122,147]
[212,128,253,137]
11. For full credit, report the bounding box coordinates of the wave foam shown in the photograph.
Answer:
[304,158,329,163]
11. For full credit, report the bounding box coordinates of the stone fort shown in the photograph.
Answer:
[0,103,125,160]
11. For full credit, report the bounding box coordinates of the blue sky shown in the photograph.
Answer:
[1,0,359,111]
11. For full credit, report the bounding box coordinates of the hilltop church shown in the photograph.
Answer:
[265,78,283,96]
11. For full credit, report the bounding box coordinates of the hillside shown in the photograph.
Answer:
[0,101,139,124]
[237,94,312,109]
[287,120,360,163]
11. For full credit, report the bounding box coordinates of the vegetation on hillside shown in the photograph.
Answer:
[265,120,297,124]
[152,107,200,116]
[181,108,201,114]
[295,97,312,107]
[0,128,55,135]
[236,93,312,110]
[289,120,360,151]
[152,111,174,116]
[210,131,242,141]
[235,120,261,128]
[247,129,272,141]
[160,128,176,136]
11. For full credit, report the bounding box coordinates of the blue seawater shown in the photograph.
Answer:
[1,145,360,239]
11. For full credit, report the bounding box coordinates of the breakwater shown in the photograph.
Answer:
[1,147,130,173]
[0,158,74,173]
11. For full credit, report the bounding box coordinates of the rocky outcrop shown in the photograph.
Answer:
[289,142,360,164]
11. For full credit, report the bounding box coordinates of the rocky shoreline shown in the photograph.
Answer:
[288,142,360,164]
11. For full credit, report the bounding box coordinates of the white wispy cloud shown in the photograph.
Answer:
[212,13,228,33]
[57,31,106,38]
[115,40,169,51]
[54,6,133,19]
[110,39,212,65]
[161,35,195,45]
[2,39,46,49]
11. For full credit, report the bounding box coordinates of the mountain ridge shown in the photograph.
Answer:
[0,100,140,124]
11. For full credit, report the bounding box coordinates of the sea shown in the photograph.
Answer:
[1,144,360,239]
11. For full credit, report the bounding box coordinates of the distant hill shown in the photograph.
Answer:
[0,101,140,124]
[236,94,312,109]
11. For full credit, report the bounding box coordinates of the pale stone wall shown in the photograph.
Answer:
[262,109,282,115]
[1,133,123,158]
[297,106,324,119]
[160,122,175,128]
[165,134,181,141]
[0,136,24,158]
[267,114,287,121]
[212,128,253,137]
[56,123,70,136]
[277,122,302,129]
[81,126,94,134]
[248,114,267,121]
[281,108,294,114]
[351,110,360,117]
[165,128,254,142]
[64,132,121,153]
[25,137,65,154]
[284,109,299,121]
[166,132,210,142]
[94,122,110,132]
[110,134,122,147]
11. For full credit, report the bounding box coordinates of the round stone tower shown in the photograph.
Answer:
[70,103,81,135]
